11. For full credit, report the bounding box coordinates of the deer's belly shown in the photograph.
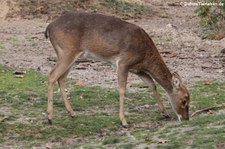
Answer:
[82,50,120,68]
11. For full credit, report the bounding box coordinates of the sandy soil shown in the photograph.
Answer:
[0,1,225,90]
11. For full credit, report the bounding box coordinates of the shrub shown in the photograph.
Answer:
[195,0,225,28]
[195,0,225,39]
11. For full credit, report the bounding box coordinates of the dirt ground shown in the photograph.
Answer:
[0,0,225,89]
[1,1,225,148]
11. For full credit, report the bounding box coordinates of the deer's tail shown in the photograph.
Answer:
[45,25,50,39]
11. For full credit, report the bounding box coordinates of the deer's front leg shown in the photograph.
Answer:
[136,72,169,118]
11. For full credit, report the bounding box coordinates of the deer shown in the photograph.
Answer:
[45,12,190,127]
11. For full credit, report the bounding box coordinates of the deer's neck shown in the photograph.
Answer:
[150,63,173,93]
[144,49,173,93]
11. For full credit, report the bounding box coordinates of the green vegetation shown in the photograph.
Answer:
[47,56,57,62]
[100,0,148,17]
[0,43,5,49]
[195,0,225,27]
[195,0,225,39]
[0,64,225,148]
[103,136,120,145]
[9,0,150,19]
[132,114,225,149]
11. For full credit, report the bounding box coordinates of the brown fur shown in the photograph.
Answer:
[45,12,190,126]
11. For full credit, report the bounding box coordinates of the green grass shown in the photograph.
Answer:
[0,43,5,49]
[150,114,225,149]
[66,0,150,18]
[190,81,225,111]
[1,64,225,148]
[100,0,149,17]
[103,136,120,145]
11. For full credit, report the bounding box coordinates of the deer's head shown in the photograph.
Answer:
[169,73,190,121]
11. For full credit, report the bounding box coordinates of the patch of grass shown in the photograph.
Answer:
[0,65,154,147]
[130,82,149,89]
[190,81,225,112]
[70,86,118,111]
[47,56,57,62]
[63,0,99,13]
[0,43,5,49]
[131,115,225,149]
[100,0,149,17]
[156,114,225,149]
[1,64,225,148]
[11,0,150,19]
[103,136,120,145]
[195,0,225,39]
[64,0,150,18]
[119,143,133,149]
[0,65,47,109]
[131,81,225,148]
[1,114,120,143]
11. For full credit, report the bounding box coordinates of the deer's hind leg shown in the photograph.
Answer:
[58,68,76,117]
[47,45,81,123]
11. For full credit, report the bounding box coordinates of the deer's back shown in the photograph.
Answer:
[47,12,159,67]
[49,13,153,49]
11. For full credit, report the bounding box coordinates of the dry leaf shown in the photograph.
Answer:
[62,138,74,146]
[217,143,225,149]
[157,139,169,144]
[45,143,52,149]
[161,51,177,58]
[203,80,212,85]
[36,6,44,12]
[75,80,86,86]
[144,137,152,142]
[14,75,24,78]
[98,128,110,137]
[144,104,150,109]
[207,110,214,115]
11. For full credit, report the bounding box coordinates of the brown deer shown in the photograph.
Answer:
[45,12,190,127]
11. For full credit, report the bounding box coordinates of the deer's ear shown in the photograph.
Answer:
[172,73,181,90]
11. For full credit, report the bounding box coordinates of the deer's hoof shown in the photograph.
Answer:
[121,121,129,128]
[160,110,170,119]
[70,111,77,118]
[47,118,53,125]
[161,113,170,119]
[122,124,129,128]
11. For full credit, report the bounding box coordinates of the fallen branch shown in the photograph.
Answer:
[76,58,95,64]
[191,104,224,117]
